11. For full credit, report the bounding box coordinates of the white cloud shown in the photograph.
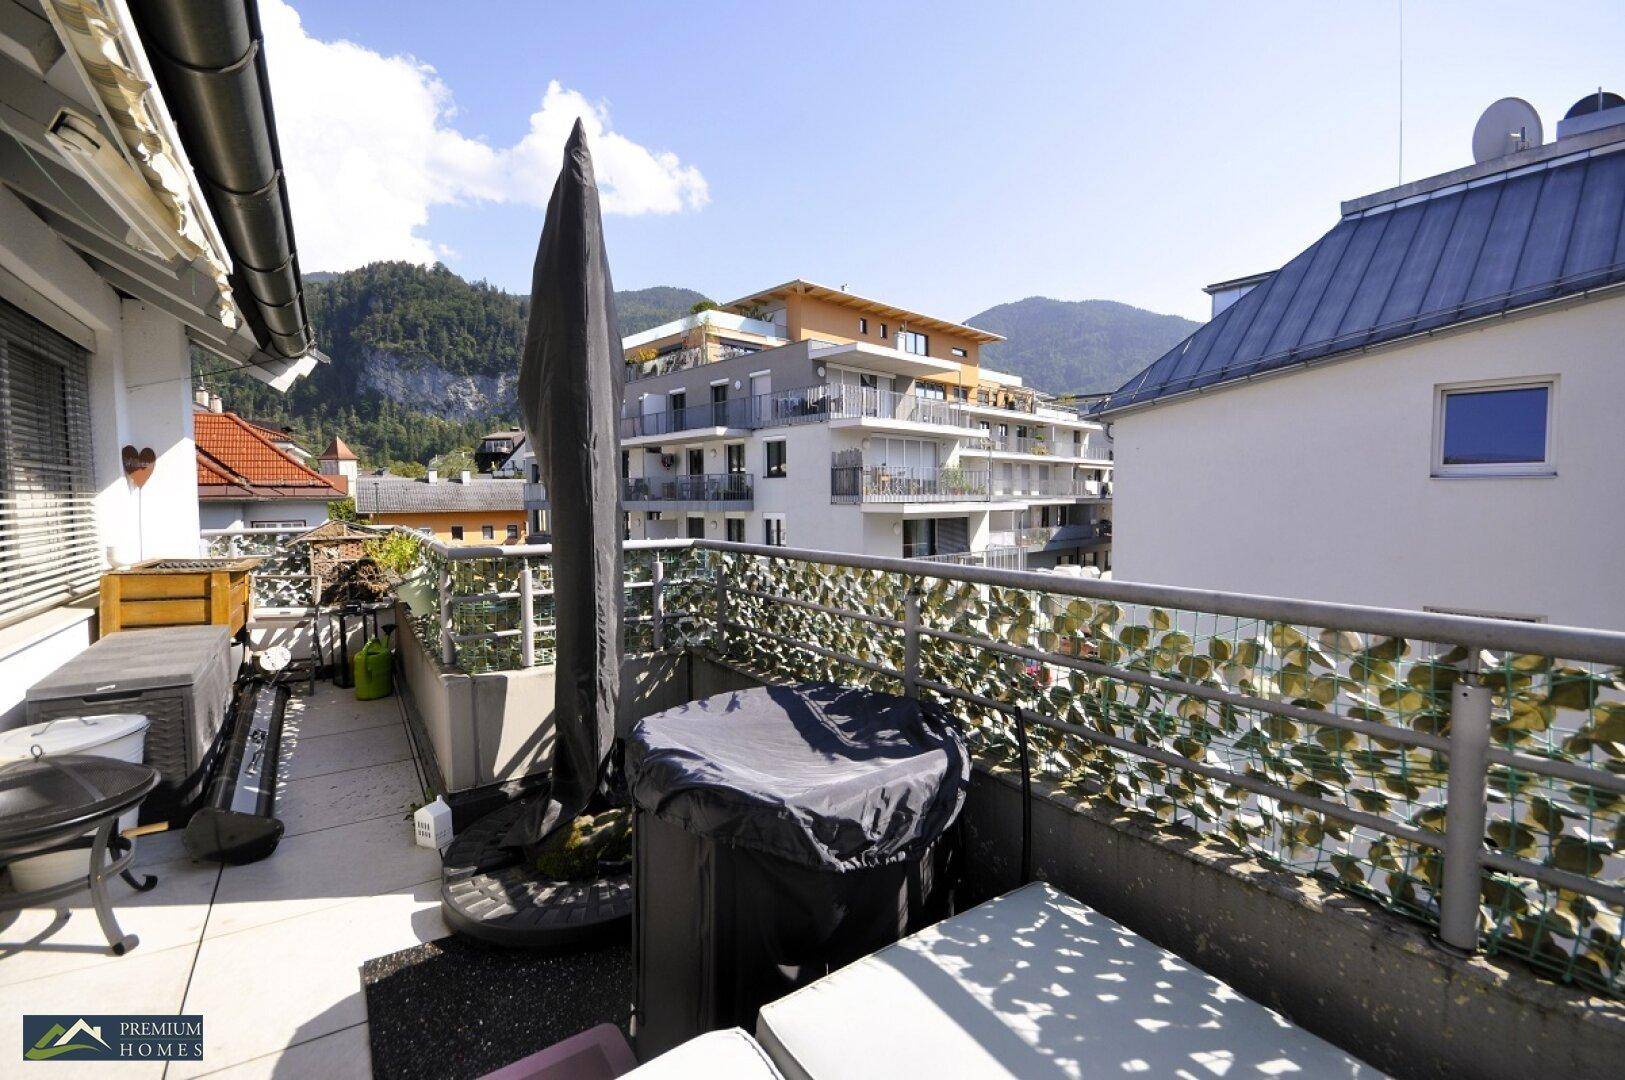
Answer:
[257,0,708,272]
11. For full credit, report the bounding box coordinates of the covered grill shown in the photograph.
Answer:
[0,753,160,954]
[627,683,969,1058]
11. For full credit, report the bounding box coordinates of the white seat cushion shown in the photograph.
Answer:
[756,881,1382,1079]
[626,1028,785,1079]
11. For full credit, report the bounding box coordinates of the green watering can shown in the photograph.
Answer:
[352,637,394,700]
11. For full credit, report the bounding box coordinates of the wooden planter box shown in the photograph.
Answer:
[99,557,262,636]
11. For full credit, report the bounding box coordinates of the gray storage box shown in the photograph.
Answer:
[26,626,233,816]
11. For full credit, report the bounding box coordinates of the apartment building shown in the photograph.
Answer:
[524,280,1113,569]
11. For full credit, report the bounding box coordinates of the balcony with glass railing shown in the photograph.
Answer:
[623,342,766,384]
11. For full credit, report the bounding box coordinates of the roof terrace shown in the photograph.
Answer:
[4,527,1621,1076]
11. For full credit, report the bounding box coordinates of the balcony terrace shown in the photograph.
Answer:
[393,530,1624,1079]
[830,465,995,505]
[7,528,1620,1078]
[622,472,753,510]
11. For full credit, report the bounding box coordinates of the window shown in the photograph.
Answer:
[879,322,888,338]
[686,516,706,539]
[763,516,785,546]
[687,448,704,476]
[897,330,928,356]
[250,519,305,529]
[0,300,97,628]
[1434,380,1554,477]
[726,517,745,542]
[726,443,746,474]
[951,347,967,358]
[859,317,869,334]
[450,525,464,540]
[481,525,495,540]
[506,525,520,543]
[915,383,946,401]
[765,440,787,478]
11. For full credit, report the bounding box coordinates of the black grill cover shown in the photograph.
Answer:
[626,683,969,871]
[627,683,969,1057]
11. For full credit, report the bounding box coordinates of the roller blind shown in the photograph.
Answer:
[0,298,99,628]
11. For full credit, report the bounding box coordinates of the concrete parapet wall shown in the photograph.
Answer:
[962,758,1624,1080]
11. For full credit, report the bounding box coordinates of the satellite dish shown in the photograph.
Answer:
[1472,98,1543,163]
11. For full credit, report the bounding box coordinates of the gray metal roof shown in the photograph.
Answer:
[1098,143,1625,415]
[354,476,527,514]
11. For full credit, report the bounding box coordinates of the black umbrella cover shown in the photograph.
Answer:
[505,120,625,847]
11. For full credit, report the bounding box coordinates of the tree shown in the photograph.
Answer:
[327,497,359,523]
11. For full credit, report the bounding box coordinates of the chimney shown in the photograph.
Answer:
[427,469,438,483]
[209,393,223,412]
[193,387,209,408]
[460,470,472,485]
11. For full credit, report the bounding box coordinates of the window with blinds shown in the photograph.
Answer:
[0,299,99,628]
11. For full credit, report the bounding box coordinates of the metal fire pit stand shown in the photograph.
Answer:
[0,765,159,955]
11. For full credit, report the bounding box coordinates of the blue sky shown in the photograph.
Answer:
[269,1,1625,321]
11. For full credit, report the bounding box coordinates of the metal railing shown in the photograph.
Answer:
[201,526,315,609]
[264,527,1623,995]
[910,545,1028,571]
[622,384,991,442]
[624,473,753,505]
[695,539,1625,995]
[831,465,991,503]
[989,476,1107,499]
[620,397,757,439]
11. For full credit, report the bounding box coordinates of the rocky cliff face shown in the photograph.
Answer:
[353,347,519,420]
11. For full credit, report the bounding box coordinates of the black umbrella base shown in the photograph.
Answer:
[440,800,631,950]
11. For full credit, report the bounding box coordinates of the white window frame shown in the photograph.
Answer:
[1432,376,1556,479]
[950,347,968,358]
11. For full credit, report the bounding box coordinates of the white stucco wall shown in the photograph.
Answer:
[0,189,214,716]
[1108,293,1625,630]
[199,501,332,533]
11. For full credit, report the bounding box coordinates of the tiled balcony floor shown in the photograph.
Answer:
[0,682,439,1077]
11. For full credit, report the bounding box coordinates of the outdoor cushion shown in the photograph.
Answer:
[755,881,1383,1079]
[625,1028,784,1078]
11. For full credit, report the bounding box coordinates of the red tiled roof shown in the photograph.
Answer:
[196,412,346,501]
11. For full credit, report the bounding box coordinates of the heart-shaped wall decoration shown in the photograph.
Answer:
[123,445,156,488]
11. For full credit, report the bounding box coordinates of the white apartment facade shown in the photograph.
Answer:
[0,1,318,718]
[525,281,1114,568]
[1097,93,1625,630]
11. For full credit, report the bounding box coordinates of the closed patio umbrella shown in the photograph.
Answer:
[504,120,624,847]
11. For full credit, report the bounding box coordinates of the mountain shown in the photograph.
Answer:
[618,286,712,335]
[967,297,1200,395]
[198,262,708,471]
[199,262,1194,473]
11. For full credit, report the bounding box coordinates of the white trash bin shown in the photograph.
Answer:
[0,714,150,892]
